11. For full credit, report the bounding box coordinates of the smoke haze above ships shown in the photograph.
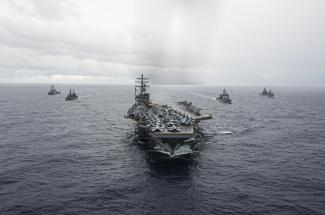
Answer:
[0,0,324,86]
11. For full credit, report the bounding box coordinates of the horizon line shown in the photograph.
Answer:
[0,82,324,88]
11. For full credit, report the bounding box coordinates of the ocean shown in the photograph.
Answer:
[0,84,324,215]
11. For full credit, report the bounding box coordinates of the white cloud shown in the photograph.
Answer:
[0,0,324,85]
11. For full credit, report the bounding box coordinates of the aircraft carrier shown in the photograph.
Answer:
[125,74,212,157]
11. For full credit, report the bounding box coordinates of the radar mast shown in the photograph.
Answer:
[135,74,150,104]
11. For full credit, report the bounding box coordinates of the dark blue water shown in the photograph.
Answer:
[1,84,324,215]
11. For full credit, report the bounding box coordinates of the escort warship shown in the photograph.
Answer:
[217,88,232,104]
[126,74,212,157]
[65,89,78,101]
[48,84,60,95]
[260,87,274,98]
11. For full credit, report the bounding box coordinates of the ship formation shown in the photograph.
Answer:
[126,74,212,157]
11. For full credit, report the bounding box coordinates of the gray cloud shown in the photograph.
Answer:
[0,0,324,85]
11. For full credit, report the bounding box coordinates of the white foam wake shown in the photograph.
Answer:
[218,130,234,135]
[191,93,216,100]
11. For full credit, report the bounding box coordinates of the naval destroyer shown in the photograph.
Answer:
[65,89,78,101]
[48,84,60,95]
[126,74,212,157]
[260,87,274,98]
[217,88,232,104]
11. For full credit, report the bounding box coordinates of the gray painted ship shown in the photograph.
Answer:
[217,88,232,104]
[260,87,274,98]
[48,84,60,95]
[65,89,78,101]
[125,74,212,157]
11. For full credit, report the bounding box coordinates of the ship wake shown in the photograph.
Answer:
[191,93,216,100]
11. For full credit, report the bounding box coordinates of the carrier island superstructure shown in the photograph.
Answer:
[126,74,212,156]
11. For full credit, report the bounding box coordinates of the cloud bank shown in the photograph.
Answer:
[0,0,324,85]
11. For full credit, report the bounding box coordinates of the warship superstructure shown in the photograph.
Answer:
[126,74,212,156]
[65,89,78,101]
[217,88,232,104]
[48,84,60,95]
[260,87,274,98]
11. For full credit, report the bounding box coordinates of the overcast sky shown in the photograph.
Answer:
[0,0,324,85]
